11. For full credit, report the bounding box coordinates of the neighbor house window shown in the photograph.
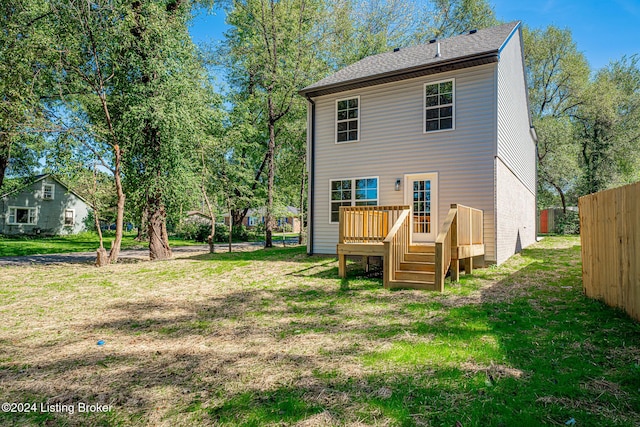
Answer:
[336,96,359,143]
[424,79,454,132]
[43,183,55,200]
[8,207,37,225]
[64,209,74,226]
[248,217,258,226]
[330,177,378,223]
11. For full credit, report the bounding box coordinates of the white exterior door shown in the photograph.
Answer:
[404,173,438,242]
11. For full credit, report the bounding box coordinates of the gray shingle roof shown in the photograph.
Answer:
[300,21,520,97]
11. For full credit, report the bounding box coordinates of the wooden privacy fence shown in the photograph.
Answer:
[579,181,640,321]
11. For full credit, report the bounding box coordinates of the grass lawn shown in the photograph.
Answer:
[0,232,200,257]
[0,236,638,426]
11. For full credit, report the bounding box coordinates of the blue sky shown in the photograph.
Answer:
[189,0,640,71]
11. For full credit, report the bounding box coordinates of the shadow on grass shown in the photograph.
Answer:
[2,238,639,426]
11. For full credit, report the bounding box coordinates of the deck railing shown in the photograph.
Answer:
[435,207,457,291]
[435,204,484,290]
[339,205,410,244]
[382,209,411,288]
[456,204,484,246]
[339,203,483,291]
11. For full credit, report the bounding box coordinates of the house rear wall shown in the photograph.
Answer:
[310,63,499,262]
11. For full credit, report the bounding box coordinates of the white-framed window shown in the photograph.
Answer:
[8,207,37,225]
[329,177,378,223]
[42,183,55,200]
[248,217,258,226]
[424,79,454,133]
[64,209,75,226]
[336,96,360,143]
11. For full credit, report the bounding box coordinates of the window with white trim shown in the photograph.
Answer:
[424,79,454,132]
[64,209,75,226]
[336,97,359,143]
[248,217,258,226]
[43,183,55,200]
[8,207,37,225]
[330,177,378,223]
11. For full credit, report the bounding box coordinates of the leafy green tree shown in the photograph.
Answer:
[523,25,590,210]
[0,0,54,191]
[223,0,324,247]
[99,0,217,260]
[574,55,640,194]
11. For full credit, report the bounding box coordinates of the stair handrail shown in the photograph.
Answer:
[435,205,458,292]
[382,208,411,288]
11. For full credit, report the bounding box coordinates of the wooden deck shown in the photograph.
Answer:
[337,204,485,291]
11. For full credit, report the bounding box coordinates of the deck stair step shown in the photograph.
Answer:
[408,245,435,254]
[399,261,435,272]
[403,252,435,263]
[394,270,435,283]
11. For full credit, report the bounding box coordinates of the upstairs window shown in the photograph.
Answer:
[336,96,359,143]
[424,79,454,132]
[330,177,378,223]
[43,183,55,200]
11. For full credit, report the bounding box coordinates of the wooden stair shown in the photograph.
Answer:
[387,244,438,290]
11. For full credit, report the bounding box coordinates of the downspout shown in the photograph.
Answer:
[305,95,316,255]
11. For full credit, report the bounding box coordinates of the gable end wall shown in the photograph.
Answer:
[495,28,537,263]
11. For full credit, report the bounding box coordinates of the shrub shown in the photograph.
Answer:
[176,222,211,242]
[213,224,228,242]
[554,210,580,235]
[232,224,250,241]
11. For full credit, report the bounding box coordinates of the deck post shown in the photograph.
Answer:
[450,258,459,282]
[338,251,346,278]
[361,256,369,272]
[465,257,473,274]
[383,241,391,288]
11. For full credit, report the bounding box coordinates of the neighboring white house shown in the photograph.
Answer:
[299,21,536,265]
[0,174,91,235]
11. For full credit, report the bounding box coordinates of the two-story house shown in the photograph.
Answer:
[299,21,537,290]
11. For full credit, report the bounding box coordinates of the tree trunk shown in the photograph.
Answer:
[551,181,568,213]
[147,193,172,260]
[203,189,215,254]
[92,164,109,267]
[0,135,10,191]
[108,145,125,263]
[228,209,233,253]
[135,207,148,241]
[265,113,276,248]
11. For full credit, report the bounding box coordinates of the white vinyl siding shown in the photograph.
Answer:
[424,79,454,132]
[311,63,498,261]
[335,96,360,143]
[329,177,378,223]
[496,29,536,195]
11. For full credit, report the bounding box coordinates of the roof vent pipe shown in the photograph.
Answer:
[393,47,400,52]
[435,42,441,58]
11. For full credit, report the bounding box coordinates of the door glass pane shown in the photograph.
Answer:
[412,180,431,234]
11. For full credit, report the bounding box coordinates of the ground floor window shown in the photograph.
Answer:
[8,207,37,225]
[64,209,75,226]
[330,177,378,223]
